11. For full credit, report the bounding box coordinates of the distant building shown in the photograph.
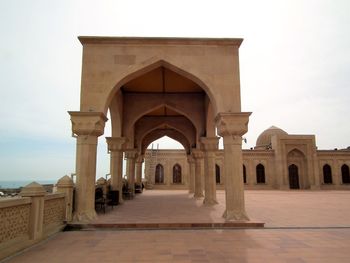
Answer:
[145,126,350,190]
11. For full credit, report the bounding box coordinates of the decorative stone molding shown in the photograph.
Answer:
[56,175,74,222]
[56,175,74,188]
[200,137,220,151]
[20,182,47,198]
[192,149,204,159]
[68,111,108,136]
[136,154,144,163]
[215,112,251,137]
[125,149,138,159]
[187,155,195,163]
[106,137,128,152]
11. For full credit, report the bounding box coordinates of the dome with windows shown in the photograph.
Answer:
[255,126,288,149]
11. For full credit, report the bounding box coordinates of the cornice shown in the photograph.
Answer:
[78,36,243,47]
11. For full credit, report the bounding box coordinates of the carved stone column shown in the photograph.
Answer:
[201,137,220,205]
[106,137,127,203]
[69,111,107,222]
[192,149,204,198]
[187,155,195,194]
[216,112,251,221]
[135,155,144,184]
[125,150,137,196]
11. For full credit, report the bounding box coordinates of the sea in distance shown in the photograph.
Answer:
[0,180,56,189]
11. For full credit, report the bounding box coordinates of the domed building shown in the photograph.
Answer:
[145,126,350,190]
[255,126,288,150]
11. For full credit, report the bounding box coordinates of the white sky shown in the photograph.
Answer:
[0,0,349,181]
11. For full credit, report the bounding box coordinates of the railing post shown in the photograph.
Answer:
[56,175,74,222]
[20,182,46,240]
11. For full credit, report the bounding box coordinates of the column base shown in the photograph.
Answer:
[223,209,249,221]
[73,210,97,223]
[193,193,204,198]
[203,198,218,206]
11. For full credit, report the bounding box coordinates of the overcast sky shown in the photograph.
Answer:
[0,0,349,182]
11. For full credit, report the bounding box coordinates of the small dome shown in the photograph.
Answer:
[256,126,288,148]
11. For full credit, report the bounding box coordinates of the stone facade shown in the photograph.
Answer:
[145,126,350,190]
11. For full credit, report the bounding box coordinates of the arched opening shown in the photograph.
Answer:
[105,59,217,115]
[256,164,265,184]
[243,165,247,184]
[155,164,164,184]
[288,164,300,189]
[287,148,308,189]
[323,164,333,184]
[341,164,350,184]
[215,164,220,184]
[173,164,182,184]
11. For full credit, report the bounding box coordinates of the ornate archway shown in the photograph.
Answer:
[69,37,250,222]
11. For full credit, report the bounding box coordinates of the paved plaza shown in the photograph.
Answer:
[4,190,350,262]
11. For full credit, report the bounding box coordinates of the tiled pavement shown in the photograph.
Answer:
[4,190,350,262]
[91,190,350,227]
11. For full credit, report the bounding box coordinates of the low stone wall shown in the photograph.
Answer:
[43,194,66,236]
[0,178,73,261]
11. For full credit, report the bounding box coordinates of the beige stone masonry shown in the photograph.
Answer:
[56,175,74,222]
[125,149,138,195]
[192,149,204,198]
[216,112,251,221]
[201,137,220,205]
[106,137,127,202]
[69,111,107,222]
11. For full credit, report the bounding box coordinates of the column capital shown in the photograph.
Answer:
[136,155,144,163]
[69,111,108,136]
[106,137,128,152]
[192,149,204,160]
[125,149,137,159]
[200,137,220,151]
[187,155,195,163]
[215,112,251,137]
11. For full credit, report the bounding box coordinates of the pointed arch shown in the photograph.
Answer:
[105,59,217,115]
[256,163,265,184]
[323,164,333,184]
[341,164,350,184]
[155,164,164,184]
[173,163,182,184]
[141,129,191,154]
[288,164,300,189]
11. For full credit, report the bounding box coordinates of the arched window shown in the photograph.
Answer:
[323,164,332,184]
[256,164,265,184]
[243,165,247,184]
[173,164,182,184]
[215,164,220,184]
[341,164,350,184]
[155,164,164,184]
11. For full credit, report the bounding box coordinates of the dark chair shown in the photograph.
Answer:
[107,190,119,208]
[95,187,106,213]
[134,183,143,193]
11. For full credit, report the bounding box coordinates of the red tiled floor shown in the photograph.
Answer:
[91,190,350,227]
[4,190,350,262]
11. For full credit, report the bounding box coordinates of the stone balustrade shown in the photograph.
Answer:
[0,176,74,261]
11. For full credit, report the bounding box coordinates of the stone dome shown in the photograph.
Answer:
[256,126,288,148]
